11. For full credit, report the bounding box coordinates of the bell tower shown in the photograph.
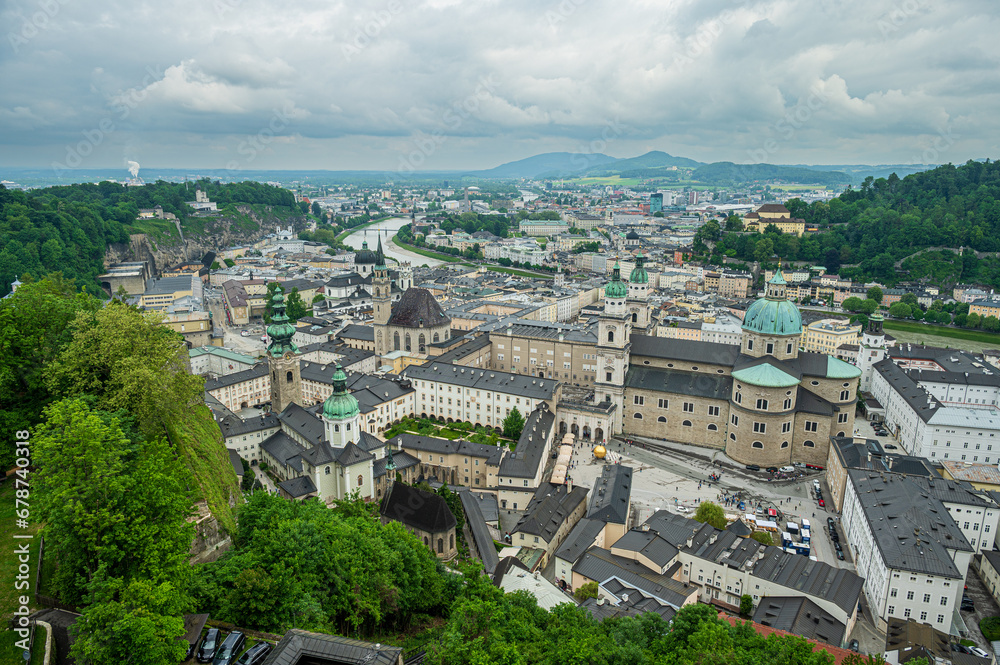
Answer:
[596,261,631,430]
[627,252,651,334]
[266,284,301,413]
[372,237,392,357]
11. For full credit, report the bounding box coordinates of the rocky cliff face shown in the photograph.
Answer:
[103,205,307,275]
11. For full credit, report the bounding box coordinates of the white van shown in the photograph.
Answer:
[780,465,795,473]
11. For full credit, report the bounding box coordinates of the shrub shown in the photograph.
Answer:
[981,616,1000,641]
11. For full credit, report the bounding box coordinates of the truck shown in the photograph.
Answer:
[781,532,793,547]
[800,528,811,543]
[801,518,811,531]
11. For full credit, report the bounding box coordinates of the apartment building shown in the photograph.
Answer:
[801,319,861,355]
[390,432,503,489]
[491,320,600,386]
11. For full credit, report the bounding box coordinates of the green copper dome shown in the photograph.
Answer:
[629,252,649,285]
[266,285,299,357]
[322,364,360,421]
[741,272,802,336]
[606,261,627,298]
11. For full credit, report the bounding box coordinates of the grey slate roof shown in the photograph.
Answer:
[380,483,456,534]
[276,402,326,446]
[402,362,559,400]
[499,405,557,479]
[555,517,607,563]
[470,491,499,523]
[388,287,450,327]
[279,475,317,498]
[218,411,280,438]
[629,334,742,366]
[726,519,754,537]
[458,488,500,574]
[587,465,632,523]
[512,482,589,541]
[336,441,374,467]
[373,451,419,479]
[261,432,305,472]
[432,334,492,363]
[611,529,679,569]
[582,577,678,622]
[752,596,847,646]
[873,358,941,423]
[227,449,244,477]
[204,362,269,391]
[572,547,692,608]
[830,436,935,477]
[337,323,374,341]
[391,432,505,464]
[847,469,972,578]
[261,628,402,665]
[625,366,733,400]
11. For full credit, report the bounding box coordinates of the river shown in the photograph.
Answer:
[341,217,444,268]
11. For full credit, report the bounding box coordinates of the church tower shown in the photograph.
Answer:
[596,261,631,431]
[267,285,301,413]
[858,314,888,392]
[398,261,413,291]
[322,364,361,448]
[372,237,392,357]
[626,252,651,334]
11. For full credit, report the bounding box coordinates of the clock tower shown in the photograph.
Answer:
[266,284,301,413]
[596,261,631,432]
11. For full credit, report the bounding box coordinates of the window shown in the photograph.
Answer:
[903,608,911,618]
[888,606,895,615]
[658,398,668,408]
[940,596,948,606]
[781,441,789,448]
[781,422,791,433]
[753,422,766,434]
[890,588,897,598]
[325,466,331,475]
[786,343,793,354]
[783,398,792,410]
[708,406,720,416]
[752,441,763,449]
[683,402,694,413]
[633,413,643,419]
[607,331,614,343]
[606,372,612,382]
[357,475,363,486]
[708,424,718,431]
[683,420,692,427]
[286,371,293,383]
[937,615,945,624]
[920,611,927,621]
[923,594,931,603]
[840,390,850,401]
[658,416,666,423]
[735,392,742,404]
[747,338,754,350]
[906,591,914,600]
[766,343,774,354]
[634,395,644,405]
[805,421,818,432]
[731,414,739,427]
[756,398,768,410]
[803,440,815,447]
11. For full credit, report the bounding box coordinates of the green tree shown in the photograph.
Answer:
[33,399,194,603]
[842,296,864,312]
[693,501,727,530]
[824,248,841,273]
[888,302,911,318]
[70,574,190,665]
[860,299,879,315]
[725,215,744,232]
[211,261,221,270]
[984,315,1000,332]
[750,531,774,546]
[574,581,599,601]
[740,594,754,617]
[754,238,774,264]
[224,258,235,267]
[867,286,883,303]
[503,406,525,440]
[311,201,322,217]
[286,287,307,321]
[45,303,204,437]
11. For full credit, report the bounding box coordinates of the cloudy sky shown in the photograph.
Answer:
[1,0,997,172]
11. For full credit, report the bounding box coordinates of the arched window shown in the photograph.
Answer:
[394,332,400,351]
[735,392,742,404]
[286,371,293,383]
[433,332,440,343]
[756,399,768,410]
[781,441,789,448]
[325,466,330,475]
[783,398,792,410]
[730,433,736,441]
[752,441,763,449]
[608,330,614,343]
[657,416,666,423]
[424,536,428,546]
[707,424,717,431]
[405,333,411,352]
[450,534,454,549]
[419,333,426,353]
[438,538,444,554]
[632,312,637,323]
[683,420,692,427]
[334,424,340,432]
[840,390,850,401]
[803,440,815,447]
[272,370,277,380]
[633,413,643,419]
[837,431,845,437]
[357,475,363,486]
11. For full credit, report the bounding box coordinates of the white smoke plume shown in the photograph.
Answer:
[127,161,140,178]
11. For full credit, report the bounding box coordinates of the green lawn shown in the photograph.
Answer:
[0,480,44,663]
[390,237,463,263]
[883,320,1000,347]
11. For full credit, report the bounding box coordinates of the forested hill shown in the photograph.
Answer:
[0,180,305,296]
[701,159,1000,287]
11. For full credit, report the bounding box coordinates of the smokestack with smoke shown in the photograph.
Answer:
[127,161,140,178]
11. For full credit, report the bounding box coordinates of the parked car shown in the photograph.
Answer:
[213,631,246,665]
[836,550,845,561]
[834,541,842,551]
[197,629,221,663]
[779,465,795,473]
[818,498,826,508]
[884,444,897,449]
[745,464,760,471]
[826,517,836,529]
[765,466,779,473]
[970,647,990,658]
[236,643,273,665]
[849,639,859,652]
